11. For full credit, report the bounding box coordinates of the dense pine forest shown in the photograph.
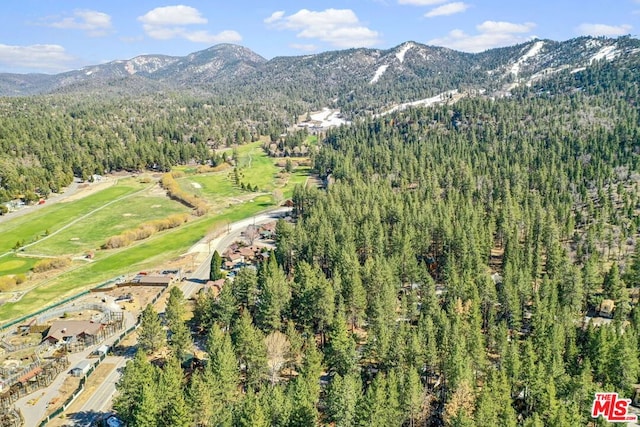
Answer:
[110,61,640,427]
[0,93,293,204]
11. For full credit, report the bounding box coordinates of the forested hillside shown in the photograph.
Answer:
[0,94,290,203]
[114,62,640,426]
[2,35,640,208]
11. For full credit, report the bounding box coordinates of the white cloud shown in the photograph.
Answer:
[265,8,380,48]
[0,44,75,72]
[398,0,448,5]
[425,2,470,17]
[45,10,112,37]
[138,5,242,44]
[138,5,206,26]
[428,20,536,52]
[575,23,632,36]
[264,11,285,24]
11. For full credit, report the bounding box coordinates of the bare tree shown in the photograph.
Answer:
[244,224,260,245]
[272,189,284,206]
[264,331,291,385]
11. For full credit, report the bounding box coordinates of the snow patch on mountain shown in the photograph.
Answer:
[378,90,458,116]
[526,65,569,87]
[571,67,586,74]
[591,45,619,62]
[396,43,414,63]
[510,41,545,77]
[126,56,177,75]
[298,108,350,130]
[370,64,389,84]
[125,62,136,75]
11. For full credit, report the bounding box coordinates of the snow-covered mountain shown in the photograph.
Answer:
[0,36,638,110]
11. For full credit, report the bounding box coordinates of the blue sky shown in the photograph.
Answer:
[1,0,638,73]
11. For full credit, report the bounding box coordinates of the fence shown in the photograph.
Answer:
[0,357,69,413]
[37,285,166,426]
[0,275,126,333]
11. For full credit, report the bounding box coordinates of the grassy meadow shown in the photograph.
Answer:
[0,143,310,323]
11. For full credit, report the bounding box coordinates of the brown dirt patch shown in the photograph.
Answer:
[62,180,115,203]
[47,363,117,427]
[43,375,80,420]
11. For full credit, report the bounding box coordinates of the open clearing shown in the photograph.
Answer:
[0,143,310,324]
[177,141,309,205]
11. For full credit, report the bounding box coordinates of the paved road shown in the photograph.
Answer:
[64,346,136,427]
[0,179,82,226]
[182,206,292,297]
[57,206,292,425]
[15,310,136,427]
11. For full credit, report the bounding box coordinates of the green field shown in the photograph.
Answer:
[0,180,143,255]
[21,191,189,257]
[0,255,38,275]
[177,142,309,204]
[0,199,279,322]
[0,144,311,323]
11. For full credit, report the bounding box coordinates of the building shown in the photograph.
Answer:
[598,299,615,318]
[70,360,92,377]
[93,345,110,357]
[132,275,172,286]
[43,320,105,347]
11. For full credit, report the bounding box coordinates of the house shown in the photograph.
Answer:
[133,275,172,286]
[43,320,105,346]
[237,246,257,260]
[255,251,270,263]
[202,279,226,297]
[224,252,244,266]
[599,299,615,318]
[18,367,42,384]
[71,360,92,377]
[93,345,110,357]
[259,222,277,239]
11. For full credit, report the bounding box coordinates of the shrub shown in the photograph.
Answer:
[102,213,190,249]
[0,276,16,291]
[32,257,71,273]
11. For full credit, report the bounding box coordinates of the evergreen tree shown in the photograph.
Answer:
[114,349,157,424]
[232,310,267,387]
[263,385,291,427]
[325,311,357,376]
[187,370,215,426]
[131,382,159,427]
[325,373,361,427]
[207,323,240,402]
[165,286,186,330]
[287,376,318,427]
[168,316,192,361]
[235,388,269,427]
[138,304,165,354]
[257,255,291,331]
[212,280,237,329]
[157,356,191,427]
[210,250,224,280]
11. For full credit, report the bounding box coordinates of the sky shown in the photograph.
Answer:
[0,0,639,74]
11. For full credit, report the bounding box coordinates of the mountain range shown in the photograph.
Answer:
[1,36,639,112]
